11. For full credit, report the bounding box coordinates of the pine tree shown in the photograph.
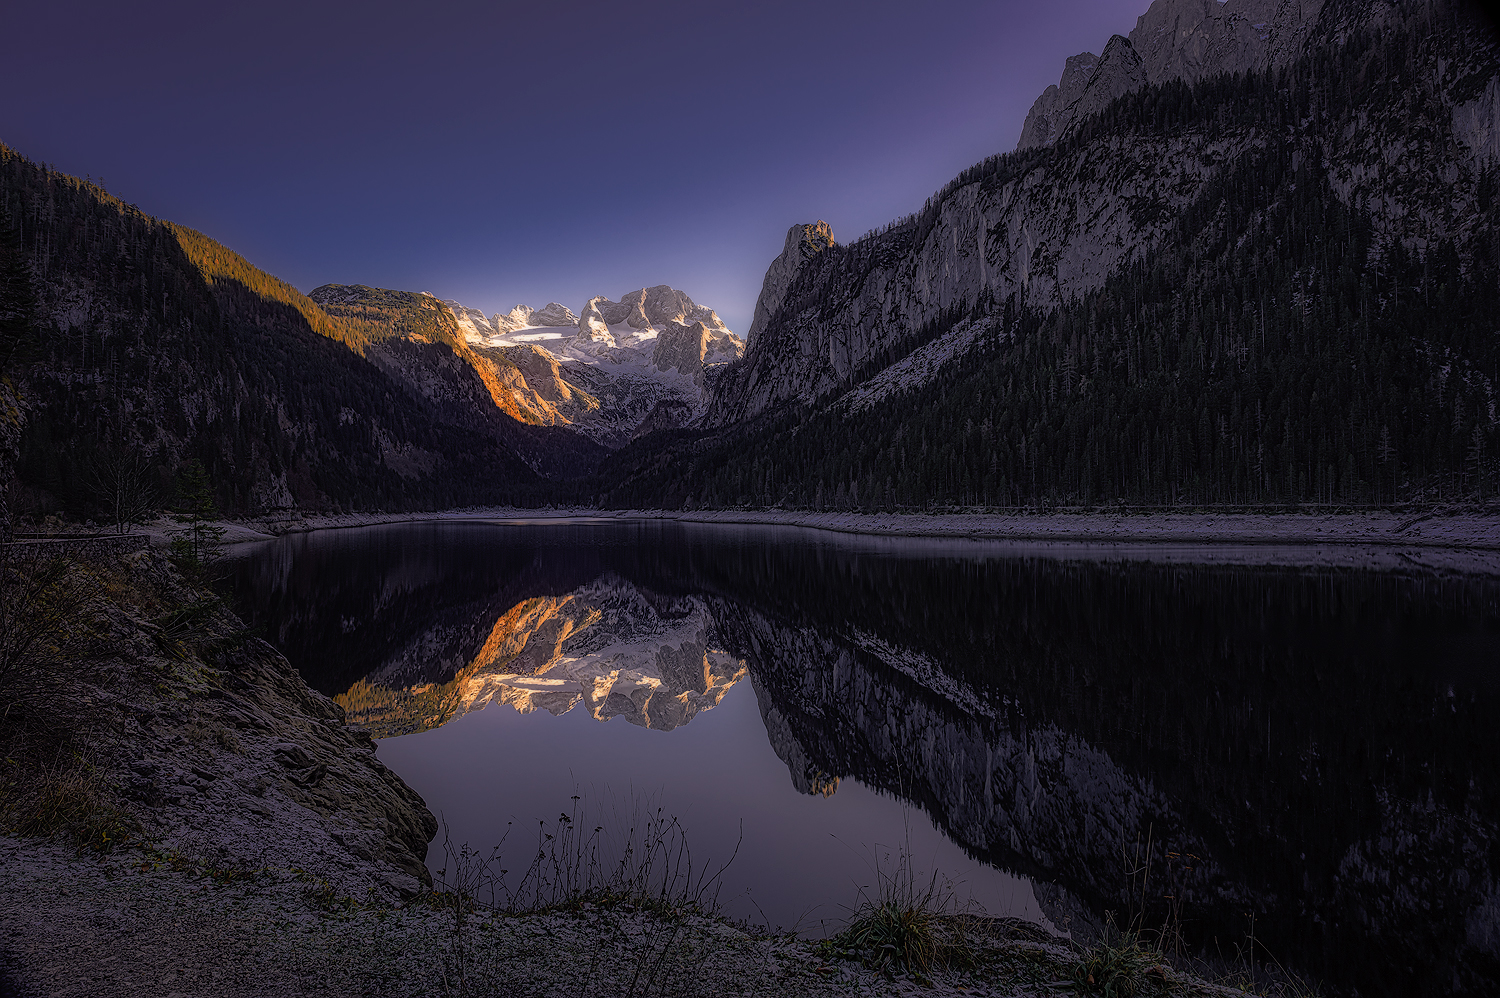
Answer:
[170,459,224,570]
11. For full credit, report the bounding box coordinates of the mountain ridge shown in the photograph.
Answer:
[608,0,1500,510]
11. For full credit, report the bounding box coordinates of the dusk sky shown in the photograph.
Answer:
[3,0,1151,333]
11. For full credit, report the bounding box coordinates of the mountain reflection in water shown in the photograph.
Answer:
[227,520,1500,997]
[338,579,746,737]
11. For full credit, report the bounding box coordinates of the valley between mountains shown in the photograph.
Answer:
[2,0,1498,525]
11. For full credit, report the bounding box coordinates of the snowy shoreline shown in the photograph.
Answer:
[198,505,1500,575]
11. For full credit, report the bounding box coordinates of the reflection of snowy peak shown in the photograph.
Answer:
[462,575,746,730]
[345,577,748,737]
[453,285,744,448]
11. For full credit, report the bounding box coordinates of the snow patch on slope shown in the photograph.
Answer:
[836,317,995,415]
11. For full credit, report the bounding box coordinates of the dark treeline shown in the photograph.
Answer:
[597,4,1500,511]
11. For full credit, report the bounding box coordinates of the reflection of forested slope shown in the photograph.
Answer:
[611,539,1500,996]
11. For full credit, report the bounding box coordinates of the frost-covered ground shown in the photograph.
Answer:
[1,836,1248,998]
[211,506,1500,574]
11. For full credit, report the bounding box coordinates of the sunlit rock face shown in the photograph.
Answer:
[306,283,604,478]
[452,285,744,447]
[337,577,746,736]
[442,298,499,341]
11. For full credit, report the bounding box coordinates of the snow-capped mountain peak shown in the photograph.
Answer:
[443,285,744,448]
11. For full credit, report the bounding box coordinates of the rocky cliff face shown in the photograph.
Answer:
[1015,51,1101,150]
[744,222,835,354]
[1017,39,1145,150]
[441,297,499,341]
[704,0,1498,428]
[1018,0,1326,150]
[705,125,1244,422]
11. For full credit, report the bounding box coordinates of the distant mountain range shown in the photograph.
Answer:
[1,0,1496,519]
[307,283,745,451]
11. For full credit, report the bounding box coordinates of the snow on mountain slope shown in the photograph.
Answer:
[458,286,745,447]
[835,316,997,416]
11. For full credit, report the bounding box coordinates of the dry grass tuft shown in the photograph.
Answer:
[3,752,137,853]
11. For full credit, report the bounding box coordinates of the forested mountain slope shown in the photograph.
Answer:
[0,148,572,517]
[604,0,1500,510]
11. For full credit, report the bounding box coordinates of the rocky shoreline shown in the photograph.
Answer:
[5,833,1219,998]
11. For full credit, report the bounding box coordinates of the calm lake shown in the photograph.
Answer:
[226,518,1500,997]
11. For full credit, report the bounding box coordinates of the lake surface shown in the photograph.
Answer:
[226,519,1500,997]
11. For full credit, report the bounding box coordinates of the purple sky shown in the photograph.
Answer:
[2,0,1149,333]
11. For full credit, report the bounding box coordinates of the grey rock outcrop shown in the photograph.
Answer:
[652,320,713,379]
[441,298,498,340]
[1128,0,1275,85]
[576,298,617,347]
[530,301,578,326]
[1455,75,1500,165]
[578,286,731,337]
[1018,35,1148,150]
[493,302,579,335]
[649,316,746,384]
[1017,0,1327,151]
[1075,35,1149,125]
[745,222,835,353]
[1018,51,1103,149]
